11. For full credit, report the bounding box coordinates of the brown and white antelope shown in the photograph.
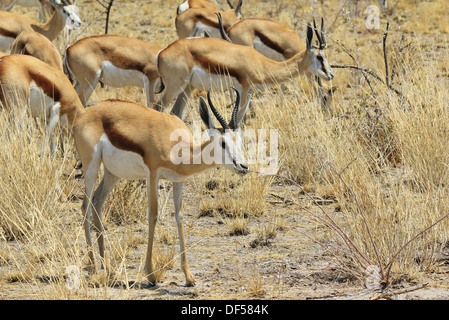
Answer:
[0,0,55,22]
[0,54,84,154]
[0,0,81,52]
[73,89,248,287]
[175,0,242,39]
[10,31,63,71]
[65,34,163,107]
[155,20,334,123]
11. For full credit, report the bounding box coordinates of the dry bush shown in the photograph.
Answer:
[1,0,449,299]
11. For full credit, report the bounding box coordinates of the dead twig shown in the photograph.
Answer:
[383,22,390,87]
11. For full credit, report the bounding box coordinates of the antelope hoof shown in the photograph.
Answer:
[186,281,196,287]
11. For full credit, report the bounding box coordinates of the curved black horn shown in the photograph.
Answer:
[312,18,322,49]
[207,89,229,130]
[320,17,326,48]
[229,88,240,130]
[216,12,232,43]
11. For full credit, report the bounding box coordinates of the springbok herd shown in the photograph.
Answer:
[0,0,340,286]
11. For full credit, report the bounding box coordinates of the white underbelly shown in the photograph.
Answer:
[190,65,237,91]
[0,35,14,52]
[253,37,285,62]
[100,134,148,180]
[100,61,147,88]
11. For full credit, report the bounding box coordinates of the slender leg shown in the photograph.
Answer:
[173,182,195,286]
[144,170,159,285]
[91,168,120,274]
[81,150,102,274]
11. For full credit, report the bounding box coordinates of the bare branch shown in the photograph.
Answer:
[96,0,114,34]
[383,22,390,87]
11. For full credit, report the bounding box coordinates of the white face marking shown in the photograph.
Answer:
[100,134,148,180]
[100,61,147,88]
[214,130,248,173]
[190,65,238,91]
[61,5,82,29]
[309,50,334,81]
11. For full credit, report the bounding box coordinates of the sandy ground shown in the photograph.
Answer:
[0,0,448,301]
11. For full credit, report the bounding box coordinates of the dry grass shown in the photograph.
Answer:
[1,0,449,300]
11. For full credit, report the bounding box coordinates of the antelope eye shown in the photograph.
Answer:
[220,140,226,149]
[317,55,324,62]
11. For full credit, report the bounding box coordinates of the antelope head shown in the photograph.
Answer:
[199,88,248,175]
[49,0,82,29]
[306,18,334,81]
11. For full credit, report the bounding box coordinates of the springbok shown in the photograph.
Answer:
[155,19,334,123]
[217,14,336,98]
[175,0,242,39]
[65,34,163,107]
[0,0,81,52]
[73,89,248,287]
[0,54,84,155]
[10,31,63,71]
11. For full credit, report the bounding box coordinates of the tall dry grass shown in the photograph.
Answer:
[0,0,448,298]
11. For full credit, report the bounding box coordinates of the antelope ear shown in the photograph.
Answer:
[199,96,216,130]
[306,22,313,51]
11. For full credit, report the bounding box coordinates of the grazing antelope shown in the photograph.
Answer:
[176,0,219,15]
[0,0,55,22]
[0,0,81,52]
[175,0,242,39]
[217,14,335,98]
[73,89,248,287]
[10,31,63,71]
[155,19,334,124]
[65,35,163,108]
[0,54,84,154]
